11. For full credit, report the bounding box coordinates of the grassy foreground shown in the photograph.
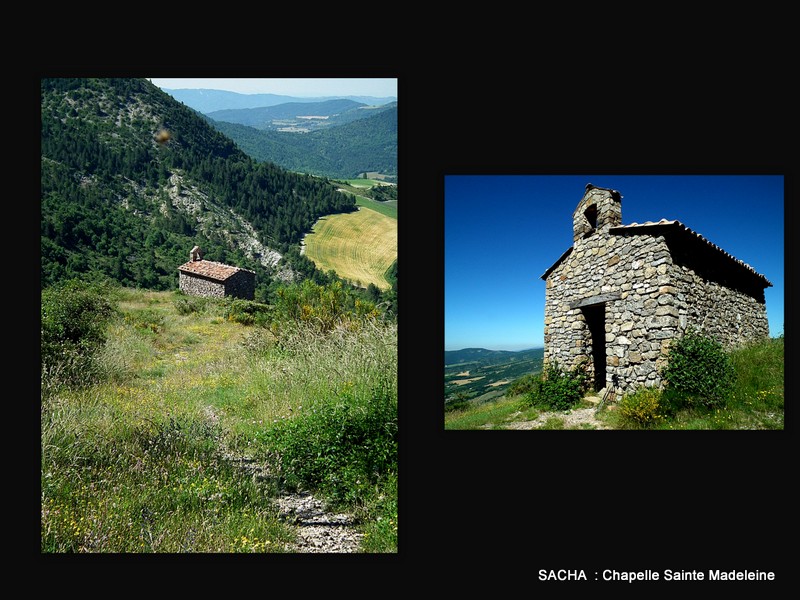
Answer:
[445,336,784,431]
[41,287,397,552]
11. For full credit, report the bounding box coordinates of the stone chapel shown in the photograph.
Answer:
[540,183,771,395]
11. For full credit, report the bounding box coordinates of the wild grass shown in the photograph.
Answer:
[446,336,783,431]
[41,287,397,552]
[444,396,530,430]
[607,336,784,430]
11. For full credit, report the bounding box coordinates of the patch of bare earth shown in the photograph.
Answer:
[489,396,612,430]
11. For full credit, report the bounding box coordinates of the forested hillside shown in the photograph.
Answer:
[41,78,359,300]
[208,104,397,180]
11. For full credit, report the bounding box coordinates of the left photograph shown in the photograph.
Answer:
[41,77,397,553]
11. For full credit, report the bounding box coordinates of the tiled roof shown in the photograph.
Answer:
[178,260,254,282]
[610,220,772,287]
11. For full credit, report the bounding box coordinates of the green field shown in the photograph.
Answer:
[355,196,397,219]
[303,206,397,290]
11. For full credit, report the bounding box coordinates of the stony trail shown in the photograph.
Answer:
[204,406,363,553]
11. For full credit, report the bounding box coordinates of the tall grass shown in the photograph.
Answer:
[605,336,783,430]
[41,287,397,552]
[444,396,534,430]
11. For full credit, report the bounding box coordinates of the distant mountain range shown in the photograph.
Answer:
[160,88,396,114]
[207,105,397,180]
[445,347,544,368]
[206,99,394,132]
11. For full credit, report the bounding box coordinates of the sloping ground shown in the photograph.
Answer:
[302,207,397,290]
[203,405,363,552]
[495,407,611,430]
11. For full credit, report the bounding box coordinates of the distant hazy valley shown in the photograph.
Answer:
[444,347,544,405]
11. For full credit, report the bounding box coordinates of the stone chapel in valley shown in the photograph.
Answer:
[178,245,256,301]
[540,183,771,396]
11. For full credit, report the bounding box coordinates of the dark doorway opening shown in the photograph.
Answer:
[582,303,606,392]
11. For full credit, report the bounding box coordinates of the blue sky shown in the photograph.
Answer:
[444,175,785,351]
[148,78,397,98]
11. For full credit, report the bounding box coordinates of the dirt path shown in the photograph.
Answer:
[482,396,613,430]
[500,406,611,429]
[203,406,363,553]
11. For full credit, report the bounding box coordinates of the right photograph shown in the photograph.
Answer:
[444,174,784,430]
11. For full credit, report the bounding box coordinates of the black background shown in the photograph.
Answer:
[31,23,795,593]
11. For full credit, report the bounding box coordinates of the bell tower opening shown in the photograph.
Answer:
[583,204,598,237]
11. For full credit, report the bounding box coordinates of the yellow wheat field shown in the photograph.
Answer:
[303,207,397,290]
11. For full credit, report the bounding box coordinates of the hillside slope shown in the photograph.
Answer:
[41,77,357,296]
[208,105,397,179]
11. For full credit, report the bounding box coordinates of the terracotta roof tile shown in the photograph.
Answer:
[178,260,254,282]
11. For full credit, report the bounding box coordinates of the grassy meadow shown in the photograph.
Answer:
[355,195,397,218]
[302,207,397,290]
[41,284,397,552]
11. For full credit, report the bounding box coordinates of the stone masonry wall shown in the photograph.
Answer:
[179,270,255,300]
[544,231,768,396]
[669,261,769,348]
[179,272,227,298]
[224,270,256,300]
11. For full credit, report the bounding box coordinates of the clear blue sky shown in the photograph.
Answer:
[445,175,784,351]
[148,78,397,98]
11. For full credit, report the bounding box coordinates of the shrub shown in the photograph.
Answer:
[523,361,588,411]
[257,390,397,507]
[41,279,117,390]
[617,388,665,428]
[124,308,164,333]
[271,280,380,333]
[173,295,208,315]
[222,298,271,326]
[445,390,474,412]
[506,373,540,398]
[661,329,735,410]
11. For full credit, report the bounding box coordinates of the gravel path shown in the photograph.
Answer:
[500,406,611,429]
[204,406,363,553]
[274,493,363,553]
[481,396,613,430]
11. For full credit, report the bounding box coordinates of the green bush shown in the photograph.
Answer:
[271,279,379,332]
[221,297,271,326]
[506,373,540,398]
[256,390,397,507]
[41,279,117,390]
[661,329,735,410]
[173,295,208,315]
[124,308,164,333]
[523,361,588,411]
[616,388,665,428]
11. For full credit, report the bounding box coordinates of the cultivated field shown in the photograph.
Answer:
[302,207,397,290]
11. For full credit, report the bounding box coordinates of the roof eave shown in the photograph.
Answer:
[610,221,772,288]
[541,247,573,280]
